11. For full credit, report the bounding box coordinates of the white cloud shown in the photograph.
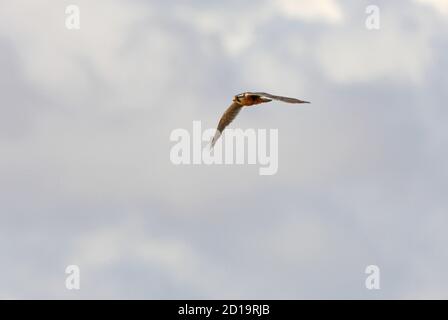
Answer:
[316,23,432,84]
[173,3,274,55]
[276,0,344,23]
[65,216,241,298]
[415,0,448,15]
[0,0,174,107]
[174,0,344,56]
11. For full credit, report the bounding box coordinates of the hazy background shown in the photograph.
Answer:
[0,0,447,299]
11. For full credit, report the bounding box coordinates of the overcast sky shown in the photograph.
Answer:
[0,0,447,299]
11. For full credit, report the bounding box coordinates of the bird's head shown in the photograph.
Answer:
[233,93,245,104]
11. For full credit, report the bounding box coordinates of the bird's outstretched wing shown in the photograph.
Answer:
[250,92,310,104]
[211,102,243,148]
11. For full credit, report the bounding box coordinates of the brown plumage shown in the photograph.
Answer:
[210,92,310,148]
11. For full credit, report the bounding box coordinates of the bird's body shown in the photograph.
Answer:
[210,92,310,147]
[234,93,272,106]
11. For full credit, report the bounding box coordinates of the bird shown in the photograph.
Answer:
[210,92,310,148]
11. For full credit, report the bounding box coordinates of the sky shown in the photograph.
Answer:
[0,0,447,299]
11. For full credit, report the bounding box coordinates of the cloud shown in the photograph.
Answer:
[415,0,448,15]
[65,216,225,298]
[276,0,344,23]
[173,0,344,56]
[316,8,433,84]
[317,30,432,84]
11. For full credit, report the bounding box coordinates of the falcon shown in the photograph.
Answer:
[210,92,310,148]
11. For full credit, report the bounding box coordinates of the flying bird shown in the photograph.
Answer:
[210,92,310,148]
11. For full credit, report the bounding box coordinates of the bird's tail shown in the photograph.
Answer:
[210,130,222,149]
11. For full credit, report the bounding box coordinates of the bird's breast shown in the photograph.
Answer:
[239,97,260,106]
